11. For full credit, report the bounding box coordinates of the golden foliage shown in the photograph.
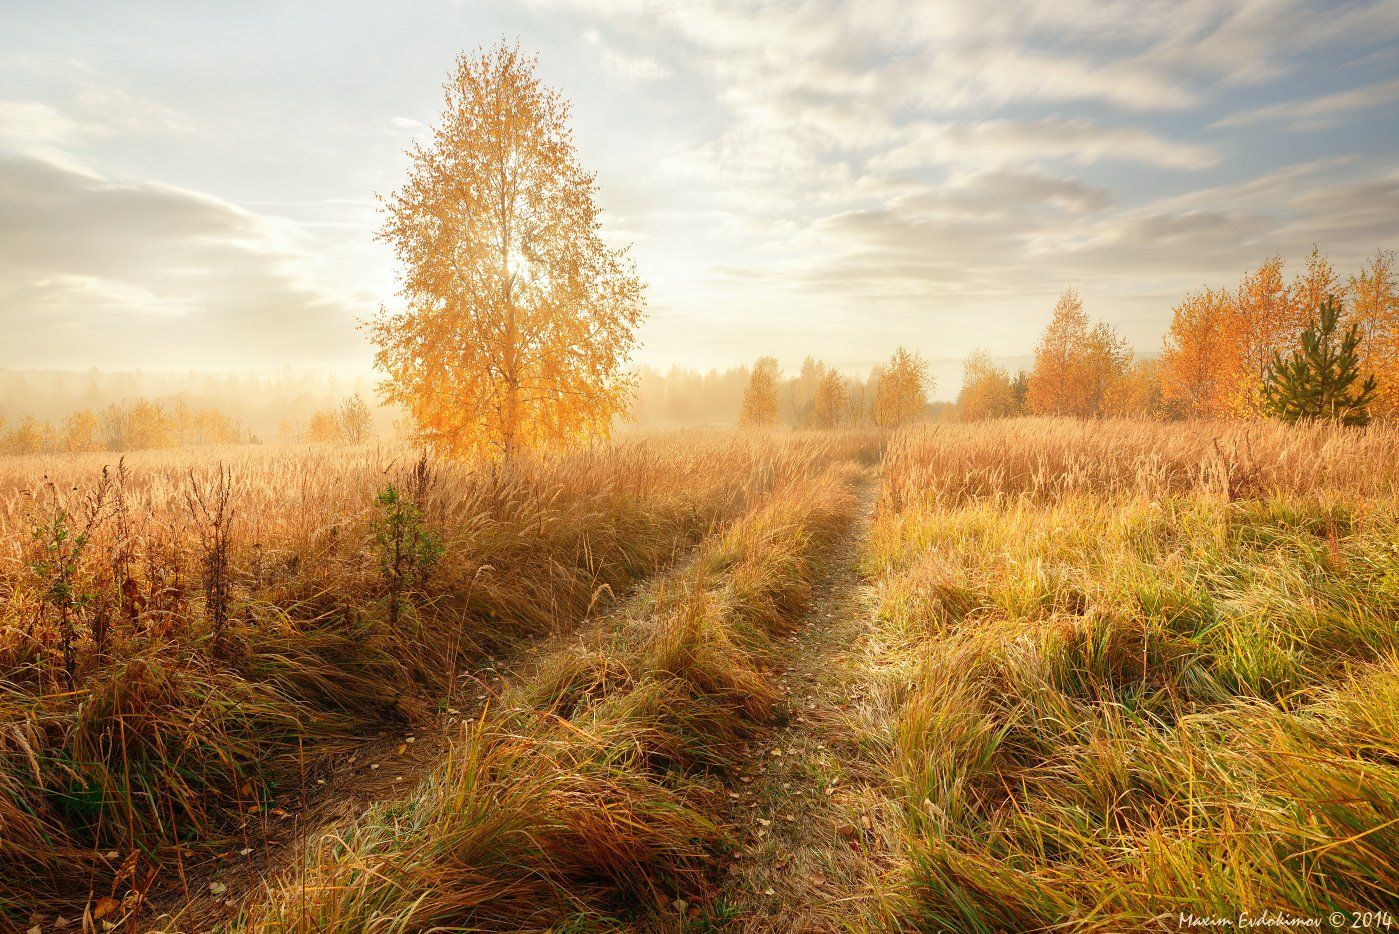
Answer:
[874,346,930,428]
[1027,289,1131,417]
[368,44,644,460]
[1,400,243,456]
[739,356,780,427]
[957,349,1015,421]
[810,368,848,429]
[1162,286,1236,417]
[1027,289,1090,416]
[1348,249,1399,417]
[1164,248,1391,420]
[1228,255,1295,415]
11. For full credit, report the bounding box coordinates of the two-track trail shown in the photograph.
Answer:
[687,472,904,934]
[145,550,719,932]
[144,653,508,931]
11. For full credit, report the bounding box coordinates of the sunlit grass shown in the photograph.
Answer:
[871,419,1399,930]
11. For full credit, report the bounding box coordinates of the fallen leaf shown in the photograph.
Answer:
[92,897,120,920]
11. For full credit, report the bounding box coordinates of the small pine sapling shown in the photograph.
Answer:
[375,452,443,627]
[1263,298,1379,426]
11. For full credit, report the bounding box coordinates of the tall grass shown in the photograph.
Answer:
[0,433,849,919]
[234,461,861,931]
[872,419,1399,930]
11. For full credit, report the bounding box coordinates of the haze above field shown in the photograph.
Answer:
[2,0,1397,380]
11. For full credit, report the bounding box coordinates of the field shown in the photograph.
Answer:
[1,420,1396,932]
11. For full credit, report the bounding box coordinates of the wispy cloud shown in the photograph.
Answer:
[0,152,362,368]
[1213,76,1399,129]
[583,30,670,82]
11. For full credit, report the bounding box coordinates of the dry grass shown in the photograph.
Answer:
[0,432,856,922]
[5,418,1394,930]
[233,459,862,931]
[869,419,1399,931]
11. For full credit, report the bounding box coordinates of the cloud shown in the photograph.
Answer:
[789,159,1399,344]
[872,118,1220,172]
[1213,76,1399,129]
[583,29,671,82]
[0,153,363,369]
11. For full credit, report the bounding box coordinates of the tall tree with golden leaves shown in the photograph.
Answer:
[739,356,780,427]
[1228,256,1296,416]
[367,45,644,460]
[810,368,847,429]
[1027,289,1091,416]
[1290,247,1342,323]
[1347,249,1399,417]
[958,348,1014,421]
[1083,320,1132,417]
[873,347,930,427]
[1162,286,1236,418]
[1114,357,1166,418]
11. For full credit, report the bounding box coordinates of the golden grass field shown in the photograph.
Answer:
[1,420,1396,932]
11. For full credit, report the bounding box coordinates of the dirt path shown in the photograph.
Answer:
[689,472,903,933]
[147,470,899,933]
[143,657,510,932]
[143,534,731,933]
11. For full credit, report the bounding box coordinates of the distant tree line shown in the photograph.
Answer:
[964,246,1393,426]
[0,393,382,456]
[726,245,1393,431]
[735,347,942,429]
[0,399,249,455]
[279,394,376,445]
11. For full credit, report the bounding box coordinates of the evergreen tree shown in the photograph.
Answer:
[1262,298,1378,426]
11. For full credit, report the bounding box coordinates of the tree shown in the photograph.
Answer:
[60,410,100,453]
[306,410,341,444]
[1083,321,1132,417]
[337,393,374,444]
[810,369,848,429]
[1027,289,1091,416]
[1009,370,1029,414]
[1229,256,1296,415]
[739,356,780,427]
[1114,358,1166,418]
[958,349,1014,420]
[1162,286,1237,418]
[1262,299,1377,426]
[1347,249,1398,417]
[367,44,644,460]
[125,400,174,449]
[873,347,930,428]
[792,356,825,424]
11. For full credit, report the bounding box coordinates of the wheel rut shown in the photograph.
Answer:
[687,471,900,934]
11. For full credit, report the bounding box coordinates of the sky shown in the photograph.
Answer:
[1,0,1397,396]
